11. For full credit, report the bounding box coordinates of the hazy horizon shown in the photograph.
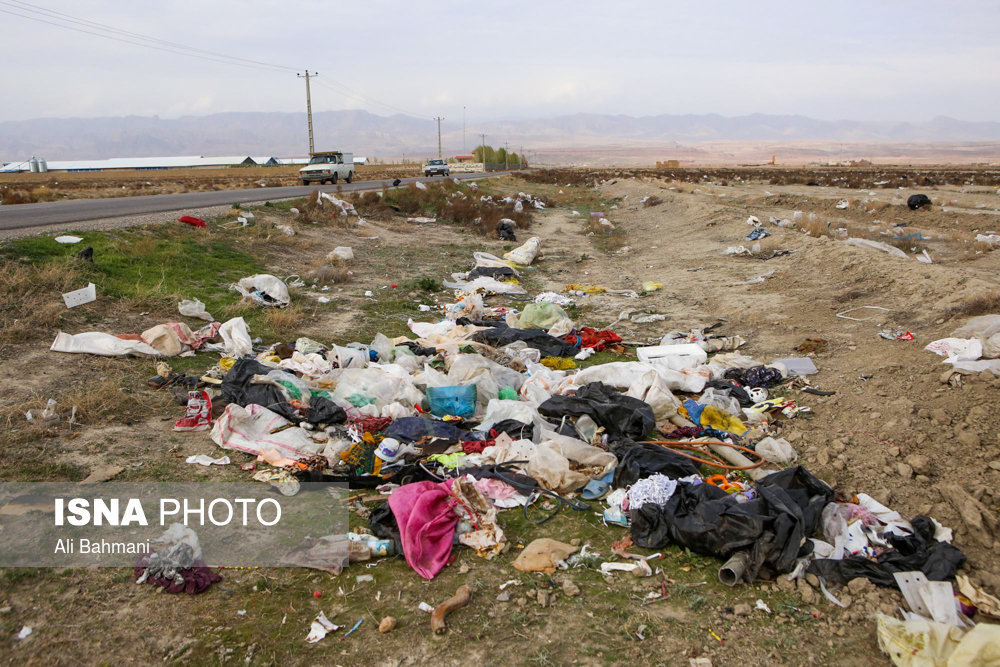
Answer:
[2,0,998,129]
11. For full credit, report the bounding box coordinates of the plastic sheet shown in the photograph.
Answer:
[809,515,966,588]
[538,381,655,442]
[630,466,835,581]
[50,331,161,357]
[178,298,214,322]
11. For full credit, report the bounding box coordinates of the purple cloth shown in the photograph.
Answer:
[388,479,457,580]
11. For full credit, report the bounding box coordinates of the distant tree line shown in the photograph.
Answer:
[472,145,527,166]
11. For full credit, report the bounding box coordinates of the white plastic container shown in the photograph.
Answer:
[771,357,818,377]
[62,283,96,308]
[636,343,707,371]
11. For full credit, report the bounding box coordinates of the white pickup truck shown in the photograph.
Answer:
[299,151,355,185]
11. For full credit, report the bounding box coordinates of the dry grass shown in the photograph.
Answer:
[0,260,86,347]
[263,304,306,333]
[949,292,1000,318]
[306,257,352,285]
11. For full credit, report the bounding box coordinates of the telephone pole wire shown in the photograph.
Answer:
[434,117,444,160]
[297,71,318,154]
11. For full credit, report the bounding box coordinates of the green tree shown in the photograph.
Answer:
[496,148,507,165]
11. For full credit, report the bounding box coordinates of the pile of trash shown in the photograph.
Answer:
[926,314,1000,380]
[47,231,999,647]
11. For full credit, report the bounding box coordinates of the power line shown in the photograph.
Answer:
[0,6,292,73]
[3,0,299,72]
[3,1,435,121]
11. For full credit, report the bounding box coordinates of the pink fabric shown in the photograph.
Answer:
[475,477,518,501]
[388,479,457,580]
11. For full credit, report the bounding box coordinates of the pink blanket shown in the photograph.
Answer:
[388,480,457,580]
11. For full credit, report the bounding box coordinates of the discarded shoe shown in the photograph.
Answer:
[173,390,212,431]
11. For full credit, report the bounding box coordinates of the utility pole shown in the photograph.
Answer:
[504,141,509,170]
[480,133,486,164]
[434,116,443,160]
[297,71,318,154]
[463,106,466,153]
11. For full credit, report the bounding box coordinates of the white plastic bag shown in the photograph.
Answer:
[698,387,741,416]
[952,314,1000,359]
[178,298,214,322]
[925,338,983,363]
[755,436,797,464]
[327,247,354,261]
[218,317,253,358]
[233,274,290,307]
[503,237,541,265]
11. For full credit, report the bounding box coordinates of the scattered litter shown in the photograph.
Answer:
[62,282,96,308]
[232,274,290,307]
[845,238,908,259]
[730,269,775,286]
[54,235,83,244]
[305,611,341,643]
[178,298,214,322]
[746,228,770,241]
[16,626,31,640]
[328,247,354,261]
[178,215,205,228]
[185,454,230,466]
[407,216,437,224]
[836,305,890,322]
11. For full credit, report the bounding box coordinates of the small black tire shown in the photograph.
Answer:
[331,173,338,184]
[345,171,353,183]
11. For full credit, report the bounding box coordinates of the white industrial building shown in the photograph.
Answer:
[0,155,305,173]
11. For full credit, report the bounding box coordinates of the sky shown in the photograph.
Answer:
[1,0,999,125]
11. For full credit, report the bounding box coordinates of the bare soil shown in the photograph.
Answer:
[2,171,1000,665]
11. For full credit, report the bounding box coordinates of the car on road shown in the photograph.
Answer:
[299,151,355,185]
[424,159,450,177]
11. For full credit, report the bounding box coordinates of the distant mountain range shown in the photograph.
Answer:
[3,110,1000,163]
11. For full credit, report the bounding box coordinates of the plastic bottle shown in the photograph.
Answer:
[347,532,394,557]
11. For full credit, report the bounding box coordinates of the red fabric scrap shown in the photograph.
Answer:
[461,439,493,454]
[566,327,622,352]
[178,215,206,228]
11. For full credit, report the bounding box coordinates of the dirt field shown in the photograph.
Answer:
[0,164,423,204]
[1,170,999,665]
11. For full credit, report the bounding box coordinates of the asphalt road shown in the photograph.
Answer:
[0,172,508,232]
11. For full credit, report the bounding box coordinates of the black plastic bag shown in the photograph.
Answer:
[723,365,783,389]
[382,416,471,443]
[465,321,579,358]
[611,441,699,488]
[488,419,535,441]
[495,221,517,242]
[631,482,763,556]
[809,515,966,587]
[629,466,834,581]
[539,382,655,442]
[907,194,932,211]
[704,380,753,407]
[221,358,346,425]
[468,266,517,281]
